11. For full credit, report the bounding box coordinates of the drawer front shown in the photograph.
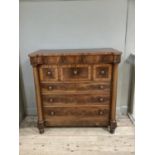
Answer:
[93,64,112,81]
[43,106,110,126]
[42,94,110,106]
[60,65,91,81]
[41,82,111,93]
[39,65,58,81]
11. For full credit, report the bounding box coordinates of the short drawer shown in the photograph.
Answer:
[39,65,58,81]
[41,82,111,93]
[42,94,110,106]
[43,106,110,126]
[93,64,112,81]
[60,65,91,81]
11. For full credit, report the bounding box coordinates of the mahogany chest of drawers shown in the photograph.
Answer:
[29,49,121,134]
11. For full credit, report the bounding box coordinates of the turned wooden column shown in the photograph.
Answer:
[33,66,44,133]
[110,63,118,133]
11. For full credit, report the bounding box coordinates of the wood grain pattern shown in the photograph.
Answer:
[29,48,121,57]
[32,67,44,133]
[39,65,58,81]
[110,64,118,133]
[29,49,121,133]
[41,82,111,93]
[43,105,109,126]
[60,64,91,81]
[93,64,112,81]
[29,48,122,66]
[42,94,110,106]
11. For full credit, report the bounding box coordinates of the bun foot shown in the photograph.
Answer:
[110,128,115,134]
[38,121,44,134]
[110,121,117,134]
[39,128,44,134]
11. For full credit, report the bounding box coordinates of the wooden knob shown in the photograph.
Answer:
[99,111,104,115]
[47,71,51,75]
[49,98,53,102]
[100,70,105,75]
[73,69,78,75]
[99,97,104,102]
[100,85,104,89]
[48,86,53,90]
[50,111,55,116]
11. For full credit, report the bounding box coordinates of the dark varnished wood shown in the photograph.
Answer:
[32,67,44,133]
[43,105,110,127]
[41,82,111,93]
[60,65,91,81]
[42,94,111,107]
[29,48,121,66]
[93,64,112,81]
[39,65,58,81]
[110,63,119,134]
[29,49,121,133]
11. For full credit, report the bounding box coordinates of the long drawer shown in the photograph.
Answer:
[43,105,110,127]
[41,82,111,94]
[42,94,110,106]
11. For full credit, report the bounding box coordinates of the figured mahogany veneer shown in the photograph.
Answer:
[29,48,121,134]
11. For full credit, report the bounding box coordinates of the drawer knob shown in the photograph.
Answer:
[100,85,104,89]
[50,111,55,116]
[47,71,52,75]
[99,97,104,102]
[48,86,53,90]
[99,111,104,115]
[49,98,53,102]
[100,70,105,75]
[73,69,78,75]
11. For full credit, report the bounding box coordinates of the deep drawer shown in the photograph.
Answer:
[41,82,111,93]
[43,106,110,127]
[42,94,110,106]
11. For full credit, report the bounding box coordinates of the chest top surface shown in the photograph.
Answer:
[29,48,121,57]
[29,48,122,66]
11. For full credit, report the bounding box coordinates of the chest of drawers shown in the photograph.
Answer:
[29,49,121,134]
